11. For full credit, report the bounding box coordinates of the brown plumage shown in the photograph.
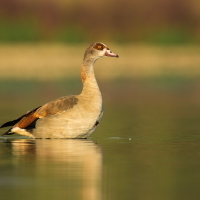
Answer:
[0,42,118,138]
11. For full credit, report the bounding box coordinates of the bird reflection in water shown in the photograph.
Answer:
[5,139,102,200]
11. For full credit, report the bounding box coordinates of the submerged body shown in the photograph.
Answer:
[0,42,118,138]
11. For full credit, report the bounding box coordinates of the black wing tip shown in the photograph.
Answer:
[1,128,14,136]
[0,120,17,128]
[0,106,41,129]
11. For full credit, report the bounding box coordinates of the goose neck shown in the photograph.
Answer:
[80,64,101,97]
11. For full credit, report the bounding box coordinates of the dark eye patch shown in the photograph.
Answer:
[93,43,105,50]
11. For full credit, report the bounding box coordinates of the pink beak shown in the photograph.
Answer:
[105,49,119,57]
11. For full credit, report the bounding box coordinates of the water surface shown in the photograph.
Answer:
[1,79,200,200]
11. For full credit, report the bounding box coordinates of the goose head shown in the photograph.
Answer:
[83,42,119,63]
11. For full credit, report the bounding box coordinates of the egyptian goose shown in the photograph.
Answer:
[0,42,118,138]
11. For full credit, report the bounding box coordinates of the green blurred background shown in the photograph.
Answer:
[0,0,200,80]
[0,0,200,44]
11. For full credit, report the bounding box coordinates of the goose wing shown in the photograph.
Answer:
[1,95,78,130]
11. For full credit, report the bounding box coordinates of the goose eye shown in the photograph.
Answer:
[94,43,104,50]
